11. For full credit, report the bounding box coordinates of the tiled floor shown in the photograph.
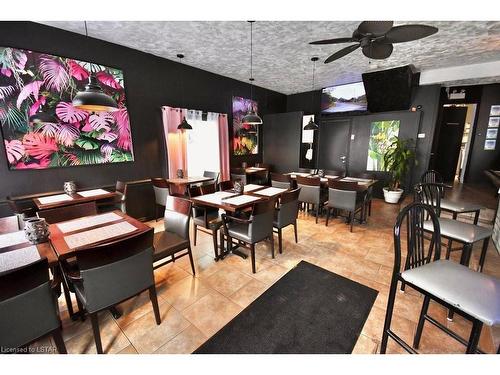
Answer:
[38,197,499,354]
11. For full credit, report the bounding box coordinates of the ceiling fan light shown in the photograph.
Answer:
[72,75,118,112]
[242,110,263,125]
[177,116,193,130]
[304,117,319,130]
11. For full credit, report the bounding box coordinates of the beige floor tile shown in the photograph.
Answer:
[251,264,289,285]
[229,278,269,308]
[352,334,378,354]
[154,263,191,287]
[154,324,207,354]
[114,290,166,329]
[117,345,138,354]
[203,266,254,297]
[159,276,213,311]
[182,291,242,337]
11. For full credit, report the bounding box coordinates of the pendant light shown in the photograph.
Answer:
[241,21,263,125]
[176,54,192,130]
[303,57,319,131]
[72,21,118,112]
[29,104,57,124]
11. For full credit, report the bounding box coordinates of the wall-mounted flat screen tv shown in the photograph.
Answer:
[321,82,367,114]
[0,46,134,170]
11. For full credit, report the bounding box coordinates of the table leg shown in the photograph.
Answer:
[109,306,122,319]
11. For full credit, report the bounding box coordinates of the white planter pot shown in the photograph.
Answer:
[383,188,404,204]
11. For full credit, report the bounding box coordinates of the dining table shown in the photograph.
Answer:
[33,188,117,211]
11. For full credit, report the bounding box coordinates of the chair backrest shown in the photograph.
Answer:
[37,202,97,224]
[270,173,292,189]
[414,182,444,217]
[325,169,346,178]
[248,198,275,242]
[241,162,249,169]
[164,196,192,240]
[231,168,247,185]
[421,170,443,184]
[201,183,217,195]
[151,178,170,206]
[393,202,441,278]
[115,181,127,212]
[276,188,301,228]
[351,172,374,180]
[188,186,203,198]
[6,197,36,229]
[203,171,220,185]
[116,180,127,194]
[255,163,269,169]
[74,229,155,313]
[0,258,60,349]
[296,176,321,204]
[327,181,357,210]
[218,180,234,191]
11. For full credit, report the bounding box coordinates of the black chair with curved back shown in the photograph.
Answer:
[218,180,234,192]
[273,188,301,254]
[153,196,196,274]
[381,202,500,354]
[97,181,127,213]
[352,172,375,217]
[200,171,220,188]
[222,199,276,273]
[254,163,270,185]
[0,258,67,353]
[6,197,37,228]
[61,229,160,354]
[324,169,346,178]
[270,173,292,189]
[296,176,328,224]
[151,178,171,221]
[188,185,223,261]
[37,202,97,224]
[230,168,247,185]
[325,180,366,232]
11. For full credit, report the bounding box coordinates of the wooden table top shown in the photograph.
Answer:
[166,176,214,185]
[191,192,266,212]
[34,190,117,211]
[48,210,150,260]
[0,219,58,268]
[245,167,268,174]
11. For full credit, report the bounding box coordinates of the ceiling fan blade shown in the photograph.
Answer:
[309,37,355,45]
[357,21,394,36]
[383,24,438,43]
[362,42,393,59]
[324,44,360,63]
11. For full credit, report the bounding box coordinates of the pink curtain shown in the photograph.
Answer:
[218,114,230,181]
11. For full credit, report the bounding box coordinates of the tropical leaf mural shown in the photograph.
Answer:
[232,96,259,155]
[366,120,400,171]
[0,46,134,170]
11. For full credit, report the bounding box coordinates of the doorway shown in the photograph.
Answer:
[432,104,477,183]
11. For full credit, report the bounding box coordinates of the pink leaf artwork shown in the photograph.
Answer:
[97,131,118,142]
[56,102,88,123]
[39,57,70,92]
[1,68,12,77]
[112,108,132,151]
[16,80,43,109]
[22,132,58,160]
[56,123,80,147]
[89,112,113,132]
[28,96,47,117]
[12,50,27,70]
[34,122,60,138]
[4,139,25,164]
[15,157,51,170]
[67,60,89,81]
[96,71,122,89]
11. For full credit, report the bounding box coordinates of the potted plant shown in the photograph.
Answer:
[382,137,416,204]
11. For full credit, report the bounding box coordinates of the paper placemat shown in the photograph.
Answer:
[0,230,28,249]
[77,189,110,197]
[223,195,261,206]
[325,175,339,179]
[244,184,264,192]
[288,172,310,178]
[38,194,73,204]
[64,221,137,249]
[194,191,235,205]
[0,246,40,273]
[254,187,287,196]
[57,212,123,233]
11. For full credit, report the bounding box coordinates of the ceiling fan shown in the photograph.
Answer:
[310,21,438,63]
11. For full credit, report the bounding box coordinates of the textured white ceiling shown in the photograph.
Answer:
[39,21,500,94]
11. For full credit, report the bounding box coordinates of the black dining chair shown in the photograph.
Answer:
[202,171,220,186]
[296,176,327,223]
[0,258,67,353]
[37,202,97,224]
[6,196,37,228]
[254,163,270,185]
[151,178,171,221]
[270,173,293,189]
[97,181,127,213]
[325,180,366,232]
[60,229,161,354]
[153,196,196,274]
[188,185,223,261]
[218,180,234,192]
[324,169,346,178]
[222,198,276,273]
[351,172,375,217]
[230,168,247,185]
[273,188,301,254]
[381,202,500,354]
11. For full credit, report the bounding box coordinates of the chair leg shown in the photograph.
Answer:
[315,205,319,224]
[90,313,103,354]
[460,243,473,267]
[368,199,372,216]
[61,274,75,319]
[478,238,489,273]
[278,228,283,254]
[52,328,67,354]
[148,286,162,325]
[466,319,483,354]
[193,224,198,246]
[380,277,399,354]
[446,239,453,259]
[293,220,298,243]
[413,295,430,349]
[211,228,219,261]
[187,244,196,276]
[325,207,331,226]
[250,244,256,273]
[270,235,275,258]
[350,211,354,232]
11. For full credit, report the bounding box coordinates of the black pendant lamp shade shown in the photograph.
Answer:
[304,57,319,131]
[241,21,263,125]
[72,74,118,112]
[71,21,118,112]
[176,54,192,130]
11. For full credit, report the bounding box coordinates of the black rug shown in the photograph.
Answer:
[194,260,378,354]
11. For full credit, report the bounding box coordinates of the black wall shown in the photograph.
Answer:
[0,22,286,214]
